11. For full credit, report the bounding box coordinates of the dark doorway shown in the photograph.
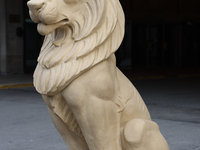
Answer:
[181,23,200,67]
[132,23,163,68]
[163,24,179,67]
[23,0,43,73]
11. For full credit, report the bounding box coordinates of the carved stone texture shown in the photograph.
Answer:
[27,0,170,149]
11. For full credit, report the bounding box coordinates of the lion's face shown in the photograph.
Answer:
[27,0,88,35]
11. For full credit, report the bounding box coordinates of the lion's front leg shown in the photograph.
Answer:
[61,57,122,150]
[62,94,121,150]
[47,107,89,150]
[42,95,89,150]
[61,77,121,149]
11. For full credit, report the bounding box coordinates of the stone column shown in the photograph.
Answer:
[0,0,24,74]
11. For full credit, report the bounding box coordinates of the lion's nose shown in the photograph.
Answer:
[27,0,45,12]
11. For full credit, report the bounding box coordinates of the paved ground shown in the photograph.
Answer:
[0,77,200,150]
[133,77,200,150]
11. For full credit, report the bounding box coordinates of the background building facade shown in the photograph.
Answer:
[0,0,200,74]
[0,0,24,74]
[118,0,200,69]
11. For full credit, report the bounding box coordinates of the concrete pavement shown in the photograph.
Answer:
[0,77,200,150]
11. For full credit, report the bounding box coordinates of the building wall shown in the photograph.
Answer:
[0,0,24,74]
[120,0,200,21]
[117,0,200,69]
[1,0,200,74]
[0,0,6,73]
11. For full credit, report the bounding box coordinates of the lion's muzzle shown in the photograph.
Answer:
[27,0,45,23]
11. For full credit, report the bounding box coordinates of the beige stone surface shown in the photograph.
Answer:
[27,0,170,149]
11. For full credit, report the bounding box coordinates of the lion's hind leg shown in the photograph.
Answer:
[122,119,170,150]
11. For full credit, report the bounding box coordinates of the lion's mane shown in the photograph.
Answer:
[34,0,125,95]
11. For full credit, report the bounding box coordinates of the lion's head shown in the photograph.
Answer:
[28,0,125,95]
[28,0,105,38]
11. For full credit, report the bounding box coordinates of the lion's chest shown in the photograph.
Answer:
[61,58,117,108]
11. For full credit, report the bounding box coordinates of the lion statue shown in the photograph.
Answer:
[27,0,170,149]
